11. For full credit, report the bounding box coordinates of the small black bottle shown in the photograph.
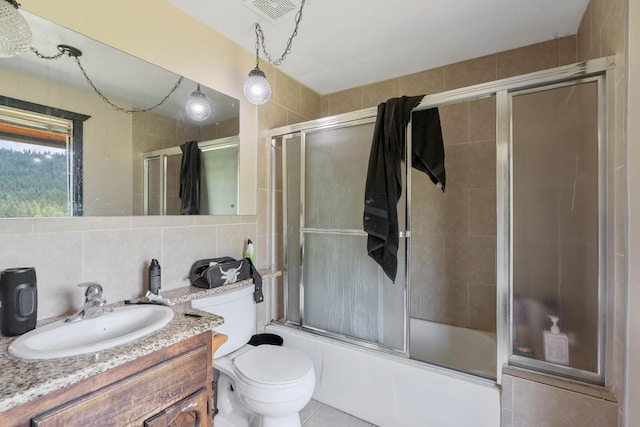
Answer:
[149,259,161,295]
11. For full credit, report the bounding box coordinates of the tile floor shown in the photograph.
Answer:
[300,399,377,426]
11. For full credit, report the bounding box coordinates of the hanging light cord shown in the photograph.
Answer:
[30,46,184,114]
[255,0,307,67]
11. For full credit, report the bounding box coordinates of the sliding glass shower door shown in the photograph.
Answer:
[281,119,407,352]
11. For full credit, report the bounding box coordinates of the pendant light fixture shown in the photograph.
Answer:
[243,0,307,105]
[186,84,212,121]
[243,38,272,106]
[0,0,32,58]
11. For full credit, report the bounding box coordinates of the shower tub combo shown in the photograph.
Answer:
[267,58,612,427]
[266,323,500,427]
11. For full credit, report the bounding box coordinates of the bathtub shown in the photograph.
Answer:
[409,318,497,378]
[265,323,500,427]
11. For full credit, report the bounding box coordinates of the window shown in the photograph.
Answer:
[0,97,89,216]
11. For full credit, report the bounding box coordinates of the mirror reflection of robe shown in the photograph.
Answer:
[179,140,201,215]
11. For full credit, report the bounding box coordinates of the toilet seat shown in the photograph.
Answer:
[233,345,314,387]
[219,344,315,406]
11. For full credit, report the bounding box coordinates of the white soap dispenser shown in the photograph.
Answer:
[543,315,569,365]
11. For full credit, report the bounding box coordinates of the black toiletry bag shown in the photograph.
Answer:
[188,256,263,303]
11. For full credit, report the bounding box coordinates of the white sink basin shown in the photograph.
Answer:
[8,305,174,360]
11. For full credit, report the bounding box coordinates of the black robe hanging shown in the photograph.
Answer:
[179,140,201,215]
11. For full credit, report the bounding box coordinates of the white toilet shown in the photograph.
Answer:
[191,284,315,427]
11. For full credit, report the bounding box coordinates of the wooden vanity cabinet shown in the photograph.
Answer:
[0,331,213,427]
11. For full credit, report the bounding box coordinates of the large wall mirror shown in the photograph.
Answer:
[0,11,240,217]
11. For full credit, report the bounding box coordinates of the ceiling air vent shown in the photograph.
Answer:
[243,0,300,22]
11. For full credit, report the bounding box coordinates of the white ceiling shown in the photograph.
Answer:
[166,0,590,95]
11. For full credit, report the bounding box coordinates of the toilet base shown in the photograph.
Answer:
[257,413,302,427]
[214,412,301,427]
[215,369,306,427]
[213,412,253,427]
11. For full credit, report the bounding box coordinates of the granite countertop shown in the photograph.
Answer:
[0,270,281,413]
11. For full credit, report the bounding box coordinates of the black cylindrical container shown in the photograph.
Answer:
[0,267,38,336]
[149,259,161,295]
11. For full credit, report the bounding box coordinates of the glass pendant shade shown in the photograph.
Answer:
[0,0,32,58]
[243,67,272,105]
[186,85,211,121]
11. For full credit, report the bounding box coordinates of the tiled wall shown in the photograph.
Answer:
[501,372,618,427]
[320,37,577,116]
[0,216,258,321]
[410,96,497,333]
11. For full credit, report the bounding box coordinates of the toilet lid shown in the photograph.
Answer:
[232,345,313,386]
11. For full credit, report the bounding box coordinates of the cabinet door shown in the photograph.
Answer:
[31,346,208,427]
[144,387,209,427]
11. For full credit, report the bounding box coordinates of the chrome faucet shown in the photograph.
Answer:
[65,282,110,322]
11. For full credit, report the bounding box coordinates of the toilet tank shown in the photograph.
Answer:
[191,284,256,357]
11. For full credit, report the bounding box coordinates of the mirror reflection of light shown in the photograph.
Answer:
[32,157,42,164]
[186,85,212,121]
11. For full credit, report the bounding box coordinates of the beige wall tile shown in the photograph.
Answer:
[412,185,466,237]
[287,110,307,126]
[193,215,241,225]
[410,233,445,285]
[258,101,289,131]
[445,236,496,285]
[439,102,469,145]
[0,231,84,319]
[445,141,496,189]
[257,140,271,190]
[502,375,514,410]
[216,223,258,259]
[510,376,618,426]
[35,216,132,232]
[325,87,363,116]
[602,0,625,57]
[300,84,322,119]
[577,3,593,61]
[615,166,626,255]
[400,67,446,95]
[444,55,497,90]
[271,69,301,113]
[591,0,617,35]
[417,277,469,326]
[469,188,497,237]
[83,228,162,305]
[257,188,270,238]
[161,225,218,288]
[361,78,401,109]
[469,283,497,332]
[615,78,626,168]
[0,218,33,233]
[497,40,560,79]
[469,96,496,142]
[321,95,330,117]
[558,35,578,65]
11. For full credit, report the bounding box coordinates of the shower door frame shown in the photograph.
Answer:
[268,55,615,385]
[412,55,614,385]
[273,111,411,356]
